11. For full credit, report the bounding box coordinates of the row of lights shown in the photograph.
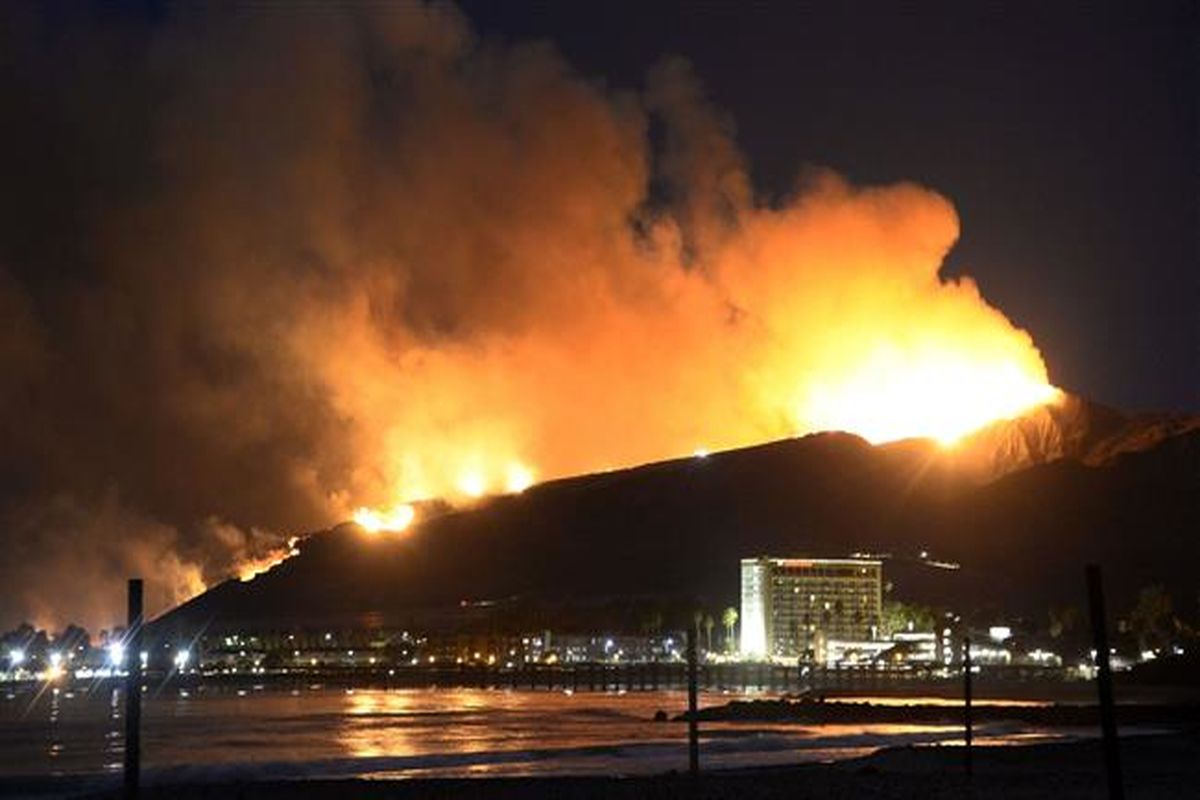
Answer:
[5,644,191,678]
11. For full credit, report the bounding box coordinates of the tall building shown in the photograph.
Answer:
[741,557,883,661]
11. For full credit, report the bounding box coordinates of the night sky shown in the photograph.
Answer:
[463,0,1197,410]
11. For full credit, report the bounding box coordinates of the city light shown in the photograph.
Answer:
[174,649,190,670]
[7,648,24,667]
[108,642,126,667]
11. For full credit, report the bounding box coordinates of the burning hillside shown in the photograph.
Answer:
[1,3,1071,628]
[154,397,1200,637]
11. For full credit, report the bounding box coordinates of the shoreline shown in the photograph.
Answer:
[676,696,1200,727]
[4,730,1197,799]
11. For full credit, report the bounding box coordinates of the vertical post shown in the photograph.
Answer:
[962,635,973,781]
[1086,564,1124,800]
[124,579,143,800]
[686,625,699,777]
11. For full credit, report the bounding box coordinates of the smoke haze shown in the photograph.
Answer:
[0,2,1053,630]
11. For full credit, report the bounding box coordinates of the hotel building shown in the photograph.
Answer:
[740,556,883,662]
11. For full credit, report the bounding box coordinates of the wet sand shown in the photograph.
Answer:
[23,729,1193,799]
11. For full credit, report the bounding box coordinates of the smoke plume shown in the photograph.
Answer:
[0,2,1053,629]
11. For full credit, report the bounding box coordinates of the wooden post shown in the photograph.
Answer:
[1086,564,1124,800]
[963,635,973,781]
[686,625,699,777]
[124,579,143,800]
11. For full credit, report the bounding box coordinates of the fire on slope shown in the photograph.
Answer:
[237,537,301,582]
[352,376,1061,536]
[336,185,1063,535]
[801,346,1060,446]
[347,319,1059,536]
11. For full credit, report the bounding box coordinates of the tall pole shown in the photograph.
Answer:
[124,579,143,800]
[686,624,699,777]
[962,635,973,781]
[1086,564,1124,800]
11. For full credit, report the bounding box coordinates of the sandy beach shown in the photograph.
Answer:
[0,729,1181,799]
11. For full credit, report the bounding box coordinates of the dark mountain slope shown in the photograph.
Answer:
[154,400,1199,636]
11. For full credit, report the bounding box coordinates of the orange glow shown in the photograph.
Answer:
[504,463,535,494]
[315,179,1060,532]
[800,349,1061,446]
[352,504,416,534]
[457,472,487,499]
[237,537,301,581]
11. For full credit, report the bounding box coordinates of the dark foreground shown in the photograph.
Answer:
[39,730,1192,800]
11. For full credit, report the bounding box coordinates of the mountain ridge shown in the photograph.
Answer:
[153,395,1199,637]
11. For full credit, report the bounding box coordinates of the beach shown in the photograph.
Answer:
[11,730,1186,799]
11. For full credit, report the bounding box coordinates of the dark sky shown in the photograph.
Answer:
[460,0,1198,410]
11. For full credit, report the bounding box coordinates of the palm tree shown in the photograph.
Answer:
[722,607,738,653]
[703,614,715,653]
[1129,585,1176,652]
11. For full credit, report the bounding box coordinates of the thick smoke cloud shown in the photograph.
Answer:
[0,2,1050,630]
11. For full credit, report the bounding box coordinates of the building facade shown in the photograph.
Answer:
[740,557,883,662]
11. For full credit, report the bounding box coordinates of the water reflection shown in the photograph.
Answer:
[0,686,1089,781]
[104,688,122,772]
[339,690,422,758]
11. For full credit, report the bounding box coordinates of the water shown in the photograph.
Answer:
[0,683,1082,787]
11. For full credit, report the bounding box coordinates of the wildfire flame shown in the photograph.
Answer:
[800,350,1061,446]
[237,537,301,582]
[504,463,536,494]
[348,361,1058,528]
[351,503,416,534]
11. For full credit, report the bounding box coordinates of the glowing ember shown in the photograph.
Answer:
[352,503,416,534]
